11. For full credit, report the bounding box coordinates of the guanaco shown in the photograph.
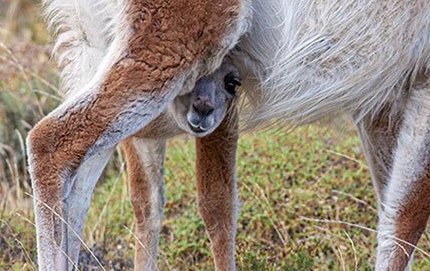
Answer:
[28,0,430,270]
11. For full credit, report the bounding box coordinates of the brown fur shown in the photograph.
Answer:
[356,97,430,270]
[196,105,239,271]
[28,0,242,207]
[122,139,152,228]
[120,102,239,270]
[28,1,244,269]
[122,138,164,270]
[356,106,404,202]
[391,170,430,270]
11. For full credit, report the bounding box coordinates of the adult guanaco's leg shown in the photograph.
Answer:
[27,1,248,269]
[196,107,239,271]
[355,104,404,203]
[357,88,430,270]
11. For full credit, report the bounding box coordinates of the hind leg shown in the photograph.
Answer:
[367,89,430,270]
[27,75,178,270]
[356,104,404,204]
[28,1,247,269]
[122,137,166,271]
[196,108,239,271]
[62,148,115,266]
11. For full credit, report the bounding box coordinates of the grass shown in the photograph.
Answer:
[3,127,430,270]
[1,1,430,270]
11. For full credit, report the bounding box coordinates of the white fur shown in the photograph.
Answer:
[45,0,131,119]
[65,148,114,265]
[232,1,430,269]
[233,0,430,128]
[42,0,121,98]
[376,89,430,270]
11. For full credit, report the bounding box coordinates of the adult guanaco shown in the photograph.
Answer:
[28,0,430,270]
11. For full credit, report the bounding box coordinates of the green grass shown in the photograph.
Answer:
[3,126,430,270]
[2,1,430,270]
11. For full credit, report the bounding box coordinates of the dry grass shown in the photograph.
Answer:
[1,1,430,270]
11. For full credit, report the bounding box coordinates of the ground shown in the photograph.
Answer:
[1,1,430,270]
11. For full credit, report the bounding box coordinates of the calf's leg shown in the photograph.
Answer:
[196,108,239,271]
[122,138,166,271]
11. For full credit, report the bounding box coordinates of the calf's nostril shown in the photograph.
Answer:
[193,100,214,117]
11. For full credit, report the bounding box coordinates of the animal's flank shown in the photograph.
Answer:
[233,0,430,128]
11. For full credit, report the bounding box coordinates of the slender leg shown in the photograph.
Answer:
[122,137,166,271]
[355,105,404,203]
[64,148,115,266]
[27,57,180,271]
[367,89,430,271]
[27,2,246,269]
[196,108,239,271]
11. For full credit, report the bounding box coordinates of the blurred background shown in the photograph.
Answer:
[1,0,430,270]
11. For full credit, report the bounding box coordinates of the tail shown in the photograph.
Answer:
[43,0,118,97]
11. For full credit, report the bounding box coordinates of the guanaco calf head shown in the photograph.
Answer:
[170,62,241,137]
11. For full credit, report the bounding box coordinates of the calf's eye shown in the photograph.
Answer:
[224,72,241,95]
